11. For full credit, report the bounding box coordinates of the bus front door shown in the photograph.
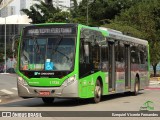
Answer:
[108,42,116,92]
[125,45,131,89]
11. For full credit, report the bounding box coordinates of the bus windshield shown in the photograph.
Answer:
[20,37,75,71]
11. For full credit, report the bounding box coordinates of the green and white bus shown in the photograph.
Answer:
[16,23,149,103]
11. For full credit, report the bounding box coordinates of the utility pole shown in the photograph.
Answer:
[86,0,93,25]
[4,6,6,73]
[87,0,88,25]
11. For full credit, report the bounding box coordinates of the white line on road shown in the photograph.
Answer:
[0,89,14,95]
[12,87,17,90]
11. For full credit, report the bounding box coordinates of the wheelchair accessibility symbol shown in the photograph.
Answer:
[45,62,54,70]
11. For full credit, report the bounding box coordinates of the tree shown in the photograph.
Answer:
[21,0,142,25]
[150,41,160,76]
[21,1,69,23]
[104,0,160,76]
[102,22,146,39]
[88,0,143,26]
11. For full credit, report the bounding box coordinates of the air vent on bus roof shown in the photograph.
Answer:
[98,27,122,35]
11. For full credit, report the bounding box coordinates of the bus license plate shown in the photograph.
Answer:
[39,91,50,96]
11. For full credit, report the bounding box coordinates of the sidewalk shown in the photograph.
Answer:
[145,77,160,90]
[0,73,18,104]
[150,77,160,86]
[0,91,19,104]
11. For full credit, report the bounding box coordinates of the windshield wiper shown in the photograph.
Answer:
[53,49,70,61]
[53,35,63,52]
[33,37,40,53]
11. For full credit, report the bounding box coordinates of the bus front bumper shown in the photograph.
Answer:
[17,80,79,98]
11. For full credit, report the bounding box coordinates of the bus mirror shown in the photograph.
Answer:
[84,44,89,57]
[11,35,20,52]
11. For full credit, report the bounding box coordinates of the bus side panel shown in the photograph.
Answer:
[78,71,108,98]
[139,45,150,89]
[130,45,149,91]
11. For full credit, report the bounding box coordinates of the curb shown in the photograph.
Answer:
[145,87,160,90]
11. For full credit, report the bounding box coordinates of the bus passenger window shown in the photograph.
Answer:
[80,42,84,63]
[92,44,100,69]
[118,42,124,62]
[131,46,139,64]
[140,49,145,64]
[101,45,108,71]
[84,43,90,64]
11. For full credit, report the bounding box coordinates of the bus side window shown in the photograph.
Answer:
[92,44,100,69]
[145,46,148,62]
[119,42,124,62]
[131,46,137,64]
[80,41,91,64]
[101,45,108,61]
[80,41,84,63]
[101,44,108,71]
[84,42,91,64]
[139,46,145,64]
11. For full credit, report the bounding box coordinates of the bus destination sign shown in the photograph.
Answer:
[26,27,75,36]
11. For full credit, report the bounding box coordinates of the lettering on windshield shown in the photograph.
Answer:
[34,72,55,76]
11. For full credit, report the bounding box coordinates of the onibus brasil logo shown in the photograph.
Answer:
[140,100,154,111]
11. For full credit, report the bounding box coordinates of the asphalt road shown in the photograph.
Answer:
[0,90,159,120]
[0,74,160,120]
[0,89,159,110]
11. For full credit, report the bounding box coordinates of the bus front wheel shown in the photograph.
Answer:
[42,97,54,104]
[93,80,102,103]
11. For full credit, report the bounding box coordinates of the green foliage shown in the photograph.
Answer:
[102,22,147,39]
[47,11,71,23]
[21,0,141,25]
[89,0,142,26]
[21,1,69,23]
[112,0,159,40]
[103,0,160,76]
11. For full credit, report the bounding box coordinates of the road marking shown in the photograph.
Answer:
[0,89,14,95]
[12,87,17,90]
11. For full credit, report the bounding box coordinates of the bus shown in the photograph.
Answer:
[16,23,149,104]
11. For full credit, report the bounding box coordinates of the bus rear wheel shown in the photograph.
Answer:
[42,97,54,104]
[93,80,102,103]
[133,77,139,95]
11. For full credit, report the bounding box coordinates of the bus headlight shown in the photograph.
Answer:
[18,76,28,86]
[62,75,76,87]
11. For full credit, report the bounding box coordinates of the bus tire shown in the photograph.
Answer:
[133,77,139,96]
[93,80,102,103]
[42,97,54,104]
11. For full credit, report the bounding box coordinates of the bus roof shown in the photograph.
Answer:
[98,27,148,46]
[23,23,148,45]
